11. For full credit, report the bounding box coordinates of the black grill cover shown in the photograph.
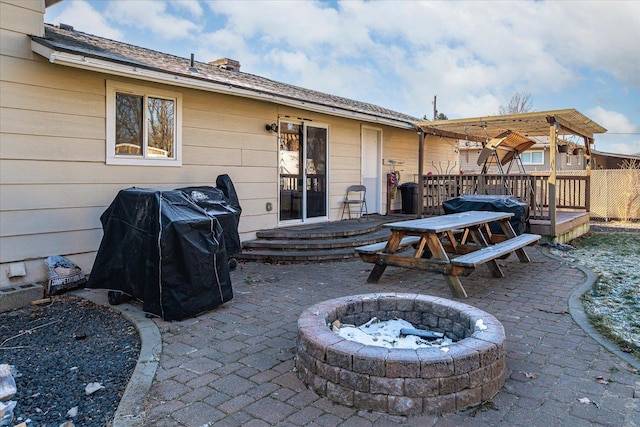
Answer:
[87,188,233,320]
[178,175,241,257]
[443,195,530,235]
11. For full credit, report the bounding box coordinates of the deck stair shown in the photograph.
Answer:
[235,215,410,262]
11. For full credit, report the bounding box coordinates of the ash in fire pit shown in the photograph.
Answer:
[296,293,506,416]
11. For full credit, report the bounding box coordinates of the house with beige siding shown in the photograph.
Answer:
[0,0,459,287]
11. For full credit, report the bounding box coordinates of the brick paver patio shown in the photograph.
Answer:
[142,246,639,426]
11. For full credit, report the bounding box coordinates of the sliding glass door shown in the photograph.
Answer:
[279,122,327,222]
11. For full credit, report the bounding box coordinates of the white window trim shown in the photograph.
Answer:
[106,80,182,166]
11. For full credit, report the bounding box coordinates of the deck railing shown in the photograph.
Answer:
[419,173,588,219]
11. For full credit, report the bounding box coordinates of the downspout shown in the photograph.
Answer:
[418,129,425,218]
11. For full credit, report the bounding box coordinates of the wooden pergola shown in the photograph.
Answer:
[414,109,607,230]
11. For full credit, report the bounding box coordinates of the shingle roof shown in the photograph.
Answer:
[32,24,420,126]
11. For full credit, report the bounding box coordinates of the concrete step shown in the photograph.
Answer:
[238,214,415,263]
[254,215,399,240]
[235,247,359,262]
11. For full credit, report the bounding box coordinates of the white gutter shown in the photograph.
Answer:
[32,41,416,130]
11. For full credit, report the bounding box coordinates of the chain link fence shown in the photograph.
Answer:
[590,169,640,221]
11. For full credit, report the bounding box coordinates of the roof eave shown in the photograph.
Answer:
[591,150,640,160]
[45,0,64,8]
[31,41,415,130]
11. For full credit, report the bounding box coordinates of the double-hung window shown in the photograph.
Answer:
[106,81,182,166]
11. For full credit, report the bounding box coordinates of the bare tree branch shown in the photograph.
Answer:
[499,92,534,115]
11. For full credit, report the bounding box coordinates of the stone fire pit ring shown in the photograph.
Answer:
[296,293,506,416]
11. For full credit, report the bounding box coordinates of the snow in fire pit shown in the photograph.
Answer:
[332,317,454,349]
[296,293,507,416]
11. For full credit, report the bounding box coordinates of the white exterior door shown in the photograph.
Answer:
[362,127,382,214]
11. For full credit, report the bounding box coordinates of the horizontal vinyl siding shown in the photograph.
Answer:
[0,183,146,211]
[1,230,104,264]
[0,133,105,161]
[0,1,43,36]
[1,55,105,95]
[460,148,482,173]
[0,1,428,285]
[1,207,104,237]
[1,80,105,115]
[425,136,459,175]
[1,107,105,140]
[0,49,287,283]
[326,117,361,219]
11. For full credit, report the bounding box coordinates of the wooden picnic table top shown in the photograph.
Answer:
[383,211,514,234]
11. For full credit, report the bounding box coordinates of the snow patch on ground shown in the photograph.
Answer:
[552,232,640,352]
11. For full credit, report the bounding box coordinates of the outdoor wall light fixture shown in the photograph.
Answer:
[265,123,278,132]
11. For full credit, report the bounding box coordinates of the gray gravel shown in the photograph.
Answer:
[0,294,140,427]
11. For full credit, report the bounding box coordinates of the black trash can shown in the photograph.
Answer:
[399,182,419,214]
[442,194,530,235]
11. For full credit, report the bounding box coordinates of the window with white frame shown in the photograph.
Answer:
[106,81,182,166]
[520,150,544,165]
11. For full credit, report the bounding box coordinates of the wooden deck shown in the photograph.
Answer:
[529,210,590,243]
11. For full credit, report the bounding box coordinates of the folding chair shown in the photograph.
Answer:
[341,185,368,220]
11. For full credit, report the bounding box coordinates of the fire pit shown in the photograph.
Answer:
[296,293,506,415]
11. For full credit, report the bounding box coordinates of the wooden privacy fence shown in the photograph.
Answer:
[419,173,589,220]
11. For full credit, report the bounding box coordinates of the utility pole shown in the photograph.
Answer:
[432,95,438,120]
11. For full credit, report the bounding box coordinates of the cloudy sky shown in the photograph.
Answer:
[45,0,640,154]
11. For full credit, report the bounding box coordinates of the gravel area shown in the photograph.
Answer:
[0,294,140,427]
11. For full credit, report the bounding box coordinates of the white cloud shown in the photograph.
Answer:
[45,0,639,153]
[197,0,635,118]
[606,139,640,155]
[169,0,204,18]
[588,107,639,135]
[198,29,247,59]
[587,107,640,154]
[46,0,123,40]
[105,0,201,40]
[543,1,640,88]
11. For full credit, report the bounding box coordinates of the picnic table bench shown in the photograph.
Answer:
[355,211,541,298]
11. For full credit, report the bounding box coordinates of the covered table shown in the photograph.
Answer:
[443,194,530,235]
[87,187,233,321]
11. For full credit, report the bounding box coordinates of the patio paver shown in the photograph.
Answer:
[139,246,639,426]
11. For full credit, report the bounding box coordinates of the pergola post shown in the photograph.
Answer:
[584,136,593,212]
[418,130,425,218]
[548,120,558,235]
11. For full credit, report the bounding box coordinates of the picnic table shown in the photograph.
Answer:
[355,211,541,298]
